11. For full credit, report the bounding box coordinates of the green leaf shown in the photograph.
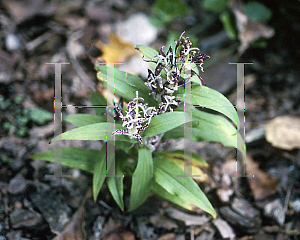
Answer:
[28,107,52,125]
[50,123,137,143]
[107,159,124,211]
[135,45,158,70]
[220,11,237,39]
[64,114,106,127]
[163,106,244,154]
[151,0,190,26]
[115,141,138,161]
[153,156,216,219]
[95,66,157,107]
[244,1,272,22]
[202,0,229,13]
[143,112,193,137]
[89,92,108,116]
[32,147,101,171]
[175,85,240,129]
[154,150,209,168]
[129,147,153,211]
[151,182,193,210]
[93,144,107,202]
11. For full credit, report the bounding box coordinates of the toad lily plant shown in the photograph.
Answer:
[32,32,244,219]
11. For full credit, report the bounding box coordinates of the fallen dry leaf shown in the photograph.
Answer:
[52,189,92,240]
[102,229,135,240]
[246,154,279,200]
[157,233,176,240]
[52,204,86,240]
[265,115,300,150]
[95,34,136,63]
[229,0,275,54]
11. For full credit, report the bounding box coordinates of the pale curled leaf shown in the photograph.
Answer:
[265,115,300,150]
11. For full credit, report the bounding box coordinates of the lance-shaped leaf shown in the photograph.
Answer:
[89,92,108,116]
[93,144,107,201]
[151,182,193,210]
[175,85,240,129]
[95,65,157,107]
[153,156,216,219]
[31,147,101,171]
[162,107,244,154]
[64,114,106,127]
[154,150,209,168]
[50,123,137,143]
[143,112,193,137]
[129,147,153,211]
[107,157,124,211]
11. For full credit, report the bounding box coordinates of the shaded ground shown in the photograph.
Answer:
[0,0,300,239]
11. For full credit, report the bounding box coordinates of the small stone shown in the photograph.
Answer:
[14,201,22,209]
[6,34,20,51]
[264,199,285,226]
[219,198,261,234]
[8,174,28,194]
[291,199,300,212]
[29,190,72,233]
[10,208,42,228]
[6,231,22,240]
[213,218,236,240]
[165,207,209,226]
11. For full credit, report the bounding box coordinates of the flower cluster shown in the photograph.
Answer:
[144,31,210,115]
[111,91,156,144]
[112,32,209,146]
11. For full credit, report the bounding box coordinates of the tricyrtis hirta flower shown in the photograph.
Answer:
[111,91,156,144]
[144,31,210,102]
[112,32,209,147]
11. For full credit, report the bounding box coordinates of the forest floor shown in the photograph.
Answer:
[0,0,300,239]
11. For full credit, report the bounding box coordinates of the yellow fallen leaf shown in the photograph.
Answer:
[95,34,136,63]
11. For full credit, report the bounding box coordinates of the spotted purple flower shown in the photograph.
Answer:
[143,31,209,112]
[111,92,156,144]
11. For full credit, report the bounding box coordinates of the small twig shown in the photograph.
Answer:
[98,200,113,211]
[284,185,292,212]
